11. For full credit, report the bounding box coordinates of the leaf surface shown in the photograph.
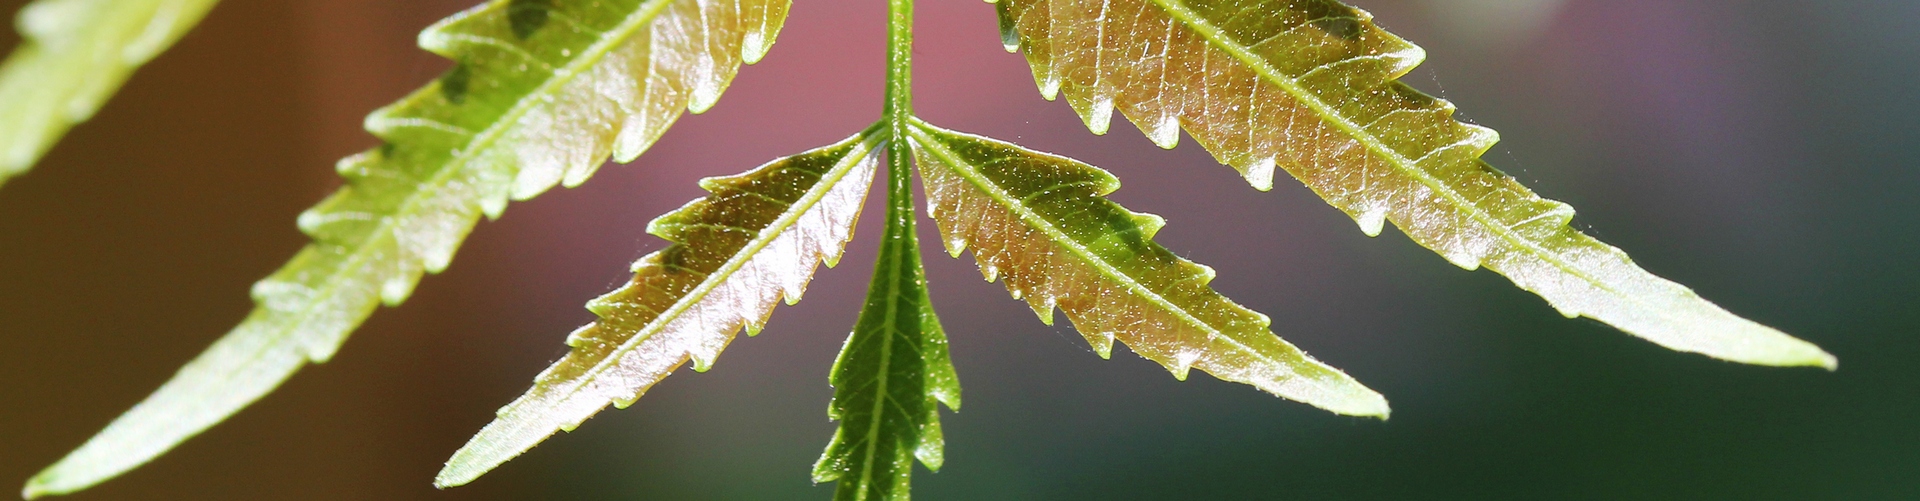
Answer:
[27,0,788,496]
[911,121,1386,417]
[0,0,219,186]
[812,133,960,501]
[438,133,879,488]
[994,0,1833,368]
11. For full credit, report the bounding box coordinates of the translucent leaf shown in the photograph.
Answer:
[994,0,1834,368]
[26,0,789,496]
[910,120,1387,418]
[812,137,960,501]
[437,133,880,488]
[0,0,219,186]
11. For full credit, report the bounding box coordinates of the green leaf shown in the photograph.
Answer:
[909,120,1387,418]
[0,0,219,186]
[26,0,788,497]
[812,130,960,501]
[438,132,880,488]
[993,0,1835,369]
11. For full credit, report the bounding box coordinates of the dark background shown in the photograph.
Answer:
[1,0,1914,499]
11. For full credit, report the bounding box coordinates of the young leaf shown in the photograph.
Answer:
[437,133,880,488]
[993,0,1834,368]
[909,121,1387,418]
[812,133,960,501]
[27,0,789,496]
[0,0,219,186]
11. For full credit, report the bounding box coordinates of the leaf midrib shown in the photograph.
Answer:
[1145,0,1629,305]
[851,215,907,501]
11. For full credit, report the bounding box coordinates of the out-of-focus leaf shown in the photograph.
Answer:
[812,134,960,501]
[26,0,789,496]
[910,121,1387,417]
[993,0,1833,368]
[438,133,879,488]
[0,0,219,186]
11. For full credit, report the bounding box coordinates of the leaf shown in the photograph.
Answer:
[437,132,880,488]
[0,0,219,186]
[993,0,1835,368]
[909,120,1387,418]
[812,135,960,501]
[26,0,789,496]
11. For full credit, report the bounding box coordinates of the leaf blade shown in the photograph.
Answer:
[27,0,789,496]
[911,121,1387,418]
[438,133,880,488]
[0,0,220,186]
[995,0,1834,368]
[812,133,960,501]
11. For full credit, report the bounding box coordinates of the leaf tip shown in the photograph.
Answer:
[1749,340,1838,371]
[22,451,117,499]
[21,467,83,500]
[1142,116,1180,150]
[1651,312,1840,371]
[1132,213,1166,240]
[687,87,721,115]
[1242,157,1277,191]
[1312,382,1392,420]
[809,457,840,484]
[433,464,477,490]
[1355,208,1387,238]
[21,479,47,500]
[1352,393,1393,421]
[1168,350,1201,381]
[1028,298,1057,325]
[1086,332,1116,359]
[936,387,963,412]
[1076,96,1115,135]
[690,351,718,372]
[741,31,772,65]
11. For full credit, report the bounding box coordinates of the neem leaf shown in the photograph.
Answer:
[438,132,880,488]
[910,120,1387,418]
[0,0,219,186]
[812,135,960,501]
[994,0,1834,368]
[26,0,789,497]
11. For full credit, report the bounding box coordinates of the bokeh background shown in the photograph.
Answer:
[2,0,1916,499]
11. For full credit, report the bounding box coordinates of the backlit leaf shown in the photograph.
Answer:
[26,0,789,496]
[0,0,219,186]
[812,136,960,501]
[910,120,1387,417]
[993,0,1834,368]
[438,132,880,488]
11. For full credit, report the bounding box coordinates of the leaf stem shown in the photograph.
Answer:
[882,0,915,251]
[884,0,913,125]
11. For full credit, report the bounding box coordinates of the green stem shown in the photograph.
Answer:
[882,0,915,242]
[830,2,923,496]
[884,0,913,125]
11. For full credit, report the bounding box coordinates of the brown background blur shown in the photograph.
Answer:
[2,1,1916,499]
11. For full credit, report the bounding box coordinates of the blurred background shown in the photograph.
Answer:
[1,0,1915,499]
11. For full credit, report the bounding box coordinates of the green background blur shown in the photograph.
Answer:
[1,0,1914,499]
